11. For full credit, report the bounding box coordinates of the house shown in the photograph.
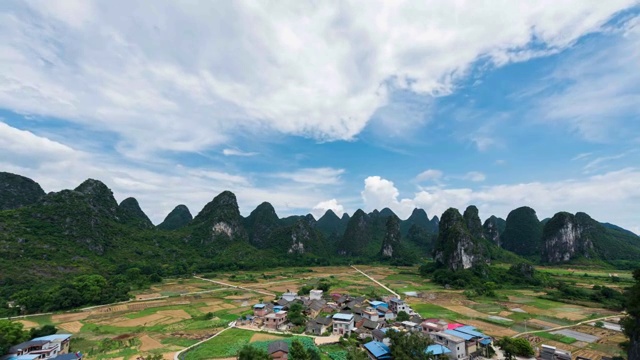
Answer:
[267,341,289,360]
[306,316,332,335]
[305,300,326,318]
[310,290,323,300]
[377,307,395,321]
[3,335,75,360]
[540,344,571,360]
[265,311,287,330]
[401,321,421,332]
[363,341,392,360]
[273,305,285,313]
[422,319,448,333]
[332,313,355,336]
[53,354,83,360]
[362,307,379,322]
[425,344,452,359]
[429,331,467,359]
[372,328,391,347]
[282,292,297,302]
[388,298,410,314]
[254,303,269,317]
[368,300,387,309]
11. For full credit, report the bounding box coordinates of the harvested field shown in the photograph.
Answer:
[440,305,487,318]
[527,318,560,329]
[163,353,178,360]
[107,309,191,327]
[498,311,513,317]
[198,303,236,313]
[519,305,547,315]
[250,333,283,342]
[59,321,84,333]
[52,312,90,322]
[573,350,608,360]
[16,320,39,329]
[98,304,129,313]
[461,319,517,337]
[139,334,163,351]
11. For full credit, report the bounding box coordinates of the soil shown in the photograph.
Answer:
[16,319,39,329]
[58,321,84,333]
[139,334,163,351]
[440,305,488,318]
[250,333,283,342]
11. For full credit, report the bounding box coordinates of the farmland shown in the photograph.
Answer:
[6,265,629,359]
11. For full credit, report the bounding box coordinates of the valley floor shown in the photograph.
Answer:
[9,265,630,360]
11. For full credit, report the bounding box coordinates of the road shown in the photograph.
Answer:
[193,276,275,297]
[351,265,401,299]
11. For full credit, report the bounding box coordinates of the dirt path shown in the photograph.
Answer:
[351,265,401,299]
[193,276,275,297]
[514,314,624,338]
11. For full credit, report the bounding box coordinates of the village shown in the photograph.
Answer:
[240,288,496,359]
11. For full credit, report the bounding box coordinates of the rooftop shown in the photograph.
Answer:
[433,331,465,343]
[333,313,354,321]
[426,344,452,355]
[455,325,489,339]
[363,341,392,359]
[267,341,289,354]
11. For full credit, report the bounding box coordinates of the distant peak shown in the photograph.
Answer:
[74,178,110,194]
[158,204,193,230]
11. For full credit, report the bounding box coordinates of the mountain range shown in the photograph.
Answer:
[1,171,639,300]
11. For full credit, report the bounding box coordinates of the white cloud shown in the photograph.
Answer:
[312,199,345,219]
[532,18,640,142]
[360,170,640,230]
[222,148,258,157]
[463,171,487,182]
[361,176,417,218]
[274,168,345,185]
[415,169,443,182]
[0,122,344,223]
[0,1,634,157]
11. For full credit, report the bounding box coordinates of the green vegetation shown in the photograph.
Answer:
[537,332,577,344]
[495,337,534,359]
[622,268,640,358]
[387,329,433,360]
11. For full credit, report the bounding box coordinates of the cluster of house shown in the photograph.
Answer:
[246,290,492,360]
[0,334,82,360]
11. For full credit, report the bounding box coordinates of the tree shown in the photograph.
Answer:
[0,320,29,353]
[495,337,534,359]
[396,310,410,322]
[622,268,640,359]
[387,329,433,360]
[287,303,306,326]
[346,345,368,360]
[290,340,310,360]
[317,279,331,293]
[237,344,271,360]
[29,324,57,339]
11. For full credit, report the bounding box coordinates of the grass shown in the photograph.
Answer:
[537,331,578,344]
[182,328,254,359]
[411,303,461,320]
[161,337,199,347]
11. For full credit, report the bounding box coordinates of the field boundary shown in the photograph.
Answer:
[351,265,401,299]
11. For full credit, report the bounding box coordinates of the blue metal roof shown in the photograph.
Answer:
[364,341,392,359]
[444,329,474,340]
[333,313,354,321]
[456,325,489,338]
[425,344,451,355]
[253,303,266,308]
[480,338,492,345]
[370,301,386,306]
[15,356,39,360]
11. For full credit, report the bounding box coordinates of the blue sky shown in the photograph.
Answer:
[0,1,639,233]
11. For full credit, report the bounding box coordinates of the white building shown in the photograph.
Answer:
[309,289,323,301]
[429,331,467,359]
[332,313,355,336]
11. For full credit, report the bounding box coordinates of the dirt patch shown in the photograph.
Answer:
[52,312,90,322]
[136,293,162,300]
[198,303,236,313]
[552,310,587,321]
[461,319,517,337]
[59,321,84,333]
[163,353,178,360]
[16,320,39,329]
[139,335,163,351]
[573,350,608,360]
[498,311,513,317]
[250,333,284,342]
[519,305,547,315]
